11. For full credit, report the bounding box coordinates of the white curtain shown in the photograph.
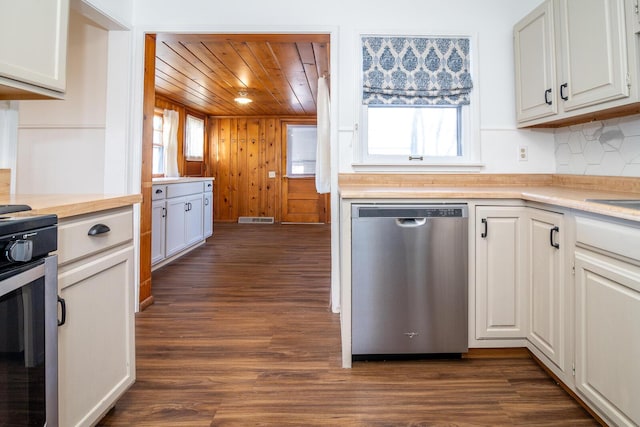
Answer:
[315,76,330,194]
[163,109,180,177]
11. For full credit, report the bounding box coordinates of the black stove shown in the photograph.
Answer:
[0,204,57,271]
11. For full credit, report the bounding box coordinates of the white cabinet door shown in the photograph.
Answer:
[514,0,558,122]
[184,193,204,247]
[165,195,188,258]
[557,0,629,111]
[151,200,166,264]
[0,0,68,97]
[527,209,565,371]
[58,246,135,427]
[575,249,640,426]
[203,190,213,238]
[475,207,528,339]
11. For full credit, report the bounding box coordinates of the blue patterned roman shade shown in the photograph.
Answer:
[362,36,473,105]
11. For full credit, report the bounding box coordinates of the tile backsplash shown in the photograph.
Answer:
[555,114,640,176]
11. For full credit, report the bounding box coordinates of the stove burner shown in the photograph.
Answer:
[0,205,32,215]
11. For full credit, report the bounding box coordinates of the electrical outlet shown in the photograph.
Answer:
[519,146,528,162]
[268,171,276,178]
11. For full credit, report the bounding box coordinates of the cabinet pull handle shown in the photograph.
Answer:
[560,83,568,101]
[481,218,488,238]
[544,88,552,105]
[550,226,560,249]
[408,155,424,161]
[162,207,166,218]
[155,188,163,194]
[58,296,66,326]
[88,223,111,236]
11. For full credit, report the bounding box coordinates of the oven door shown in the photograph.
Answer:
[0,255,58,427]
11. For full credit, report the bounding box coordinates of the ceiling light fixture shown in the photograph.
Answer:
[234,90,252,104]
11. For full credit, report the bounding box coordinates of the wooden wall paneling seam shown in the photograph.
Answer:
[257,119,266,217]
[230,118,239,221]
[237,118,248,218]
[247,118,261,217]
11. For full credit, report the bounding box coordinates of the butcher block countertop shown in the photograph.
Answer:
[0,193,142,218]
[339,173,640,223]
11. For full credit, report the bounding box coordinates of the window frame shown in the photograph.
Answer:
[184,112,205,162]
[286,123,318,177]
[353,31,481,172]
[152,109,165,177]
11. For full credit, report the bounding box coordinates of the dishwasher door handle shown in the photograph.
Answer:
[395,218,427,227]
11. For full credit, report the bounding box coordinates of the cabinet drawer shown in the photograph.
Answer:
[576,216,640,262]
[166,181,204,198]
[57,208,133,266]
[152,185,167,200]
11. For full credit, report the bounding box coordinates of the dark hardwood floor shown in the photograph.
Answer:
[99,223,598,426]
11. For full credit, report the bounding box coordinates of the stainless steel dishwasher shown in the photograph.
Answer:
[351,204,468,358]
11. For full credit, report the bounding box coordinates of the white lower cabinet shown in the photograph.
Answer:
[574,217,640,426]
[475,206,528,340]
[152,179,213,267]
[151,200,166,264]
[165,193,203,257]
[204,189,213,238]
[57,207,135,427]
[526,208,566,373]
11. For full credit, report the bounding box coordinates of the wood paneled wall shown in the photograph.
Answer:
[209,117,286,222]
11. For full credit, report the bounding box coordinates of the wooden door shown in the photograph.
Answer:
[281,177,328,223]
[281,120,328,223]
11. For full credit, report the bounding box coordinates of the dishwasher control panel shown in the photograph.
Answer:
[353,204,468,219]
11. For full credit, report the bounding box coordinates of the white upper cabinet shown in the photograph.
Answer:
[557,0,628,111]
[514,1,558,122]
[514,0,638,127]
[0,0,69,99]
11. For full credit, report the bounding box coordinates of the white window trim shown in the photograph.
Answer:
[352,30,483,172]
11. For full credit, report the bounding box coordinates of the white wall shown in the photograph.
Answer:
[16,10,108,194]
[131,0,553,175]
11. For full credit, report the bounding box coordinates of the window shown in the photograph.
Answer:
[286,124,317,176]
[358,35,477,167]
[185,114,204,161]
[152,112,164,176]
[367,106,460,158]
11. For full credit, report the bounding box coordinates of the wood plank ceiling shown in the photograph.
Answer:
[154,33,330,117]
